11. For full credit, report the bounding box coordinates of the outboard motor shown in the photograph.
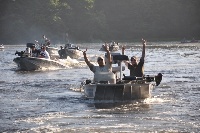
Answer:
[155,73,162,86]
[15,47,31,57]
[25,47,31,57]
[15,51,25,57]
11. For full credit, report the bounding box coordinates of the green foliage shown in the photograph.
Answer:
[0,0,199,44]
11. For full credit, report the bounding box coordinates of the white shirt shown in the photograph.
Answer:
[40,50,50,59]
[90,63,112,73]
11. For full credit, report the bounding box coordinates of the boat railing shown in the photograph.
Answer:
[122,73,162,86]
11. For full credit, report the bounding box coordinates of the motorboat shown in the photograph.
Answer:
[13,57,67,71]
[181,38,199,43]
[0,44,4,50]
[58,43,82,59]
[99,42,120,52]
[81,53,162,101]
[13,43,67,71]
[33,40,60,60]
[26,42,60,59]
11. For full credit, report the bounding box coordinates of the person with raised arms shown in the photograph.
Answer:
[122,38,146,77]
[83,44,112,73]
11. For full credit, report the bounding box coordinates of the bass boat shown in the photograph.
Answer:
[0,44,4,50]
[13,43,67,71]
[58,43,82,59]
[81,53,162,101]
[13,56,67,71]
[99,42,119,52]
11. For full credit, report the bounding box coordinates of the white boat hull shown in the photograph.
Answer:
[13,57,67,71]
[58,49,82,59]
[0,45,4,50]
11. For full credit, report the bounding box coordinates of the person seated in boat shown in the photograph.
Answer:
[30,45,40,57]
[38,46,50,59]
[83,44,112,74]
[122,38,146,77]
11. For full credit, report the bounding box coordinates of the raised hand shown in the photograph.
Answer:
[122,45,125,55]
[104,43,110,52]
[82,48,87,56]
[141,38,146,58]
[142,38,147,46]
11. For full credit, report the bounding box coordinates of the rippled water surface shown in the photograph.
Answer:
[0,42,200,133]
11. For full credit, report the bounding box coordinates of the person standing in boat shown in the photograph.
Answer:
[83,44,112,73]
[39,46,50,59]
[30,45,40,57]
[122,38,146,77]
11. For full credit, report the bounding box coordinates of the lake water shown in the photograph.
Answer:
[0,42,199,133]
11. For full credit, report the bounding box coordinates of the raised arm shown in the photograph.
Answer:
[122,45,125,55]
[83,49,92,67]
[141,38,146,59]
[103,44,112,64]
[122,45,129,67]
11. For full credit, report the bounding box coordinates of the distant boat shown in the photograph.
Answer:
[58,43,82,59]
[99,42,119,52]
[13,43,67,71]
[0,44,4,50]
[181,38,199,43]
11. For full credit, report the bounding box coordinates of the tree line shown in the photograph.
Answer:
[0,0,200,44]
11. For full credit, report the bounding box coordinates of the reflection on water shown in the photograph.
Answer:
[93,101,150,110]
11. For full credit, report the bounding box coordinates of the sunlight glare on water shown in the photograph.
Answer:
[0,42,200,132]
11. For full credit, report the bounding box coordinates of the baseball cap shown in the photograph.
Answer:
[97,56,104,62]
[131,56,137,61]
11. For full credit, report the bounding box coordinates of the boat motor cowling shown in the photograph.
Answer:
[155,73,162,86]
[15,51,25,57]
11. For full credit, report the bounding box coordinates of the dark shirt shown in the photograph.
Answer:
[128,58,144,77]
[31,49,40,57]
